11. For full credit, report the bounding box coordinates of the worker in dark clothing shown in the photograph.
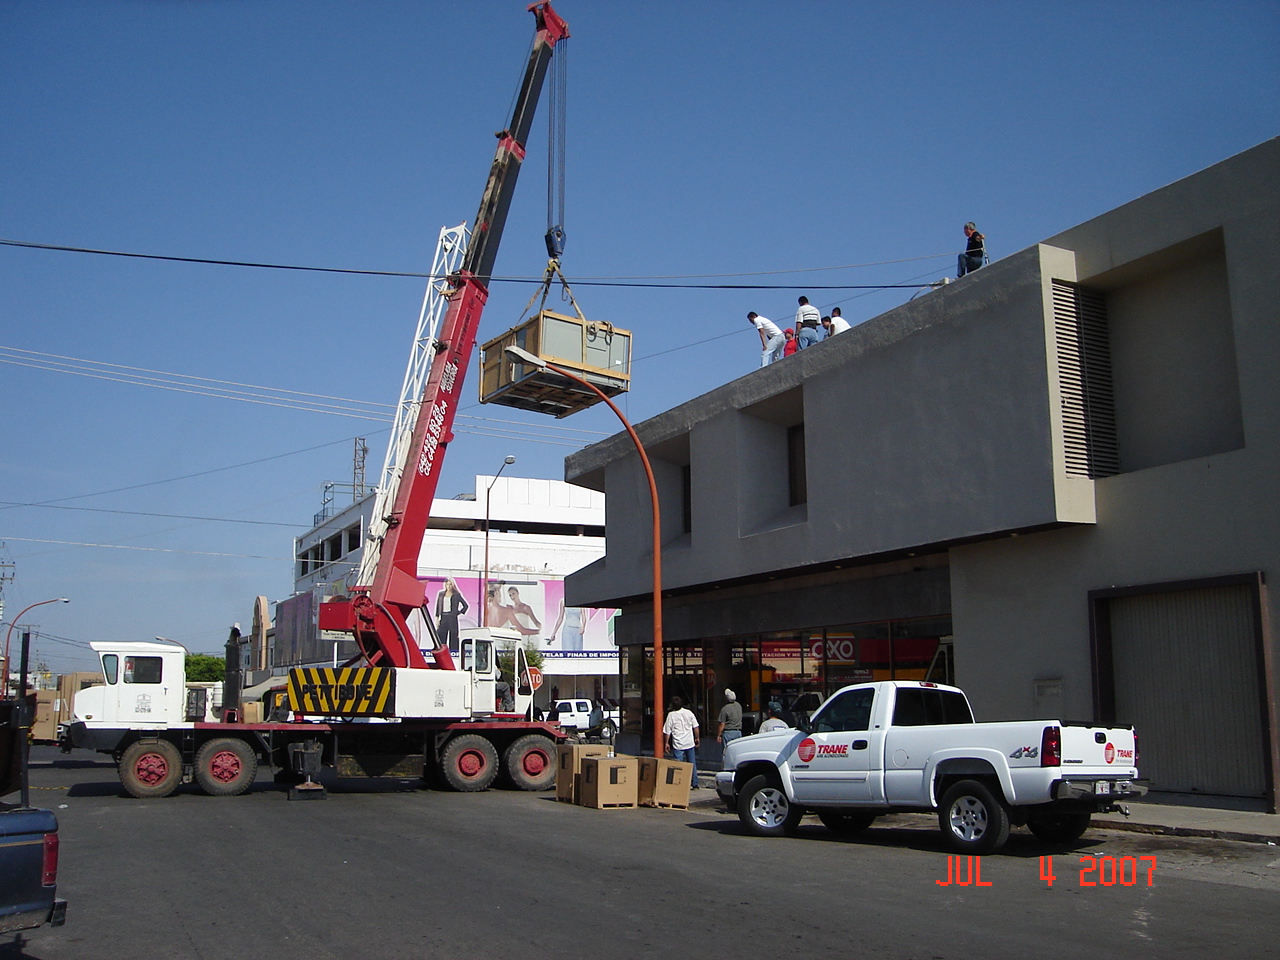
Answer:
[958,222,986,278]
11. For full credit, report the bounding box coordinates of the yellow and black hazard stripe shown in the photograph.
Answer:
[287,667,395,717]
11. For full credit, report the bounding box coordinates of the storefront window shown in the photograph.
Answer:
[617,616,952,750]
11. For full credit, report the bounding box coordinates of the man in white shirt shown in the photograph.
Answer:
[663,696,701,788]
[795,296,822,349]
[826,307,851,336]
[748,311,785,367]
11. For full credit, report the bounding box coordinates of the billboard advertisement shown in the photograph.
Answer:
[422,574,616,677]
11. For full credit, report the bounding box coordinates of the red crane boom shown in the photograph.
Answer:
[319,2,570,670]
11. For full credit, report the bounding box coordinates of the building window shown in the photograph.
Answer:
[787,423,807,506]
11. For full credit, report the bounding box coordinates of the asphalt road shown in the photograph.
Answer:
[6,747,1279,960]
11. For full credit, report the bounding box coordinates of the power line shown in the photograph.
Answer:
[0,434,369,511]
[0,501,308,528]
[0,536,292,561]
[0,236,948,289]
[0,346,611,442]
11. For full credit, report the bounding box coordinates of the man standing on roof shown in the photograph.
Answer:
[795,296,822,349]
[748,311,785,367]
[827,307,851,336]
[958,222,986,278]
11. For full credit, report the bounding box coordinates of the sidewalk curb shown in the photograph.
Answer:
[1092,818,1280,847]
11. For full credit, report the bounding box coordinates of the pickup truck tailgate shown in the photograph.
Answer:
[1060,724,1138,771]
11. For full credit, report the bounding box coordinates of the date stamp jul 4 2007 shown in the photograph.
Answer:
[936,855,1158,888]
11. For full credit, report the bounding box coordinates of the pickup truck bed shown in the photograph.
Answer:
[0,805,66,933]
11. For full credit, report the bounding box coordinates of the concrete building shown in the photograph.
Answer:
[565,138,1279,810]
[279,475,617,704]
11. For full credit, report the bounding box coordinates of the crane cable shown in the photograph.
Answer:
[545,38,568,260]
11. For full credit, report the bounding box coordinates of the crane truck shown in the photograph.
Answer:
[67,2,573,800]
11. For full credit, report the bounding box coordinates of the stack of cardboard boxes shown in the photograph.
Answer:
[556,744,693,811]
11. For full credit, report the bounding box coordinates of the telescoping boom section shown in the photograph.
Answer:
[317,2,569,671]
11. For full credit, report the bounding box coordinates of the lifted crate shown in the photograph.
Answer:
[479,309,631,418]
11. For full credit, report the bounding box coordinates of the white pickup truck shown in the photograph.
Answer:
[715,680,1144,854]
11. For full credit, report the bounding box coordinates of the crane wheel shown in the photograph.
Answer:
[440,734,499,792]
[194,737,259,797]
[503,734,557,791]
[120,740,183,799]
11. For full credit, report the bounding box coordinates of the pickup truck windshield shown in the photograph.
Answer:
[892,688,974,725]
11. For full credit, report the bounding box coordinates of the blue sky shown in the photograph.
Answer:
[1,1,1276,672]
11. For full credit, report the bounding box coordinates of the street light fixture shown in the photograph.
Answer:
[3,597,71,685]
[482,455,517,627]
[504,345,667,761]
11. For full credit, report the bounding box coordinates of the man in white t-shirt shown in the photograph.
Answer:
[663,696,701,788]
[827,307,851,336]
[747,312,785,367]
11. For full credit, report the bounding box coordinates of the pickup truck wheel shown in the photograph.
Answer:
[939,779,1011,855]
[738,774,804,837]
[817,810,877,835]
[440,734,499,792]
[120,740,183,799]
[503,735,557,791]
[194,738,258,797]
[1027,812,1092,844]
[602,720,617,741]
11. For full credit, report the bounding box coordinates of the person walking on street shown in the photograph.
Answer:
[663,696,701,788]
[795,296,822,349]
[716,688,743,753]
[748,312,785,367]
[958,222,986,278]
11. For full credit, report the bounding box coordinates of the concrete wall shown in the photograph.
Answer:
[950,137,1279,722]
[567,242,1100,608]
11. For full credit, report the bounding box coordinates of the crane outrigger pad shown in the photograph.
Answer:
[479,309,631,418]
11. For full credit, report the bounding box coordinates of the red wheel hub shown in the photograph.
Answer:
[457,750,486,778]
[134,752,170,786]
[209,750,242,783]
[522,750,548,776]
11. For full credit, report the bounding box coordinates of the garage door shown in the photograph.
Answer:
[1109,583,1266,799]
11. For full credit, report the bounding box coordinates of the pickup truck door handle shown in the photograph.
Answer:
[852,740,868,750]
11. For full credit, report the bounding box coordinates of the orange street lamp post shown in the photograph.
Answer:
[503,345,665,761]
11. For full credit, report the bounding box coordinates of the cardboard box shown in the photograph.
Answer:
[58,671,104,727]
[638,758,693,809]
[30,691,59,742]
[580,755,638,809]
[556,743,610,803]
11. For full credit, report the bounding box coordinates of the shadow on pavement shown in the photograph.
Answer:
[683,813,1111,859]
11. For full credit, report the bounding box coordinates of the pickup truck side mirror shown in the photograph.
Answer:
[796,714,813,734]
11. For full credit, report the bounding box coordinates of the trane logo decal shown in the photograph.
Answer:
[1104,743,1135,764]
[795,738,849,762]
